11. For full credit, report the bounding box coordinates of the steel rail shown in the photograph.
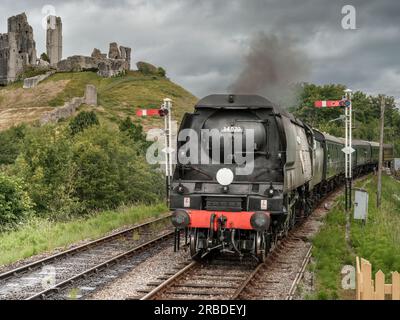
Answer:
[0,213,171,282]
[27,231,175,300]
[286,245,313,300]
[140,261,198,300]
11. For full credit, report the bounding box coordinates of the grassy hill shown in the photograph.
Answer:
[0,71,198,131]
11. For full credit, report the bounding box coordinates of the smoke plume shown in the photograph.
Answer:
[229,32,311,107]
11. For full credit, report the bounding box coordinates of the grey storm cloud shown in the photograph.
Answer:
[0,0,399,103]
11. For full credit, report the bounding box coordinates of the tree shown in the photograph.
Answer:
[291,83,400,157]
[12,125,78,219]
[40,52,50,63]
[119,117,150,152]
[0,125,26,165]
[0,173,33,227]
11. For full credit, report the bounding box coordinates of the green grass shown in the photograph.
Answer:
[0,203,168,267]
[309,174,400,299]
[44,71,198,127]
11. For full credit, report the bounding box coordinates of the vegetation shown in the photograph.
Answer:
[0,203,167,266]
[290,83,400,156]
[69,111,99,135]
[40,52,50,63]
[0,173,33,229]
[0,124,26,165]
[0,69,196,265]
[0,70,197,132]
[42,71,197,128]
[309,175,400,299]
[5,119,165,220]
[17,66,49,80]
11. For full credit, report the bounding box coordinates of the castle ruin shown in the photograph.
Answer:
[0,13,37,85]
[1,12,131,86]
[46,16,62,66]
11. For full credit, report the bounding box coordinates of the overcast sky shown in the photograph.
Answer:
[1,0,399,103]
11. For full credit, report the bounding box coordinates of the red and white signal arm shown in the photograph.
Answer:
[314,100,350,108]
[136,109,163,117]
[315,100,341,108]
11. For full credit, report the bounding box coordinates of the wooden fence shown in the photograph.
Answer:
[356,257,400,300]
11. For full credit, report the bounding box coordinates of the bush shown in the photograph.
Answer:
[12,126,79,219]
[11,124,165,219]
[0,173,33,228]
[40,52,50,63]
[69,111,100,136]
[17,66,48,80]
[72,126,164,210]
[119,117,150,152]
[0,125,26,166]
[157,67,166,77]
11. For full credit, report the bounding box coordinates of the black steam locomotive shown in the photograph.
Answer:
[170,94,393,261]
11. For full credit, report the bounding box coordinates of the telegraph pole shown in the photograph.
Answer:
[377,96,385,208]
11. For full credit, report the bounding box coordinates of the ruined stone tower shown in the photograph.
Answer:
[0,13,37,85]
[46,16,62,66]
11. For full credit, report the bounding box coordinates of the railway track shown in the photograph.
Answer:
[139,190,339,300]
[139,257,259,300]
[0,214,173,300]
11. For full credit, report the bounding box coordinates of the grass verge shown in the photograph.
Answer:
[0,203,168,267]
[308,174,400,299]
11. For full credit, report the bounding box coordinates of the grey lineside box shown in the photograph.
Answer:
[354,189,369,221]
[394,158,400,171]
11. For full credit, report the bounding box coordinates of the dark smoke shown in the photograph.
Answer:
[229,32,311,107]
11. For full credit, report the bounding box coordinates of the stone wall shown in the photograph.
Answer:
[40,97,84,125]
[57,55,99,72]
[57,42,131,78]
[23,70,55,89]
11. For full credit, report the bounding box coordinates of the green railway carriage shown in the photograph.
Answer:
[383,144,394,168]
[323,133,345,180]
[370,142,380,164]
[353,140,371,167]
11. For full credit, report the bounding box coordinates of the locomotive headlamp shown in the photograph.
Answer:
[216,168,234,186]
[171,210,190,229]
[267,183,275,198]
[250,211,271,232]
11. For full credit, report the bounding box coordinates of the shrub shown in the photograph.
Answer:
[0,125,26,165]
[72,126,164,210]
[157,67,166,77]
[119,117,150,152]
[0,173,33,228]
[40,52,50,63]
[12,126,79,219]
[69,111,100,136]
[11,124,164,219]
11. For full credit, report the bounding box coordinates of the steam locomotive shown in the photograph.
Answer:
[170,94,393,261]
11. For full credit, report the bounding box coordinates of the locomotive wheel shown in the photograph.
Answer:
[189,229,204,261]
[255,232,267,263]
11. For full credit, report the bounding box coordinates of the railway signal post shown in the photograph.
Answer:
[343,89,354,212]
[314,89,354,211]
[136,98,174,205]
